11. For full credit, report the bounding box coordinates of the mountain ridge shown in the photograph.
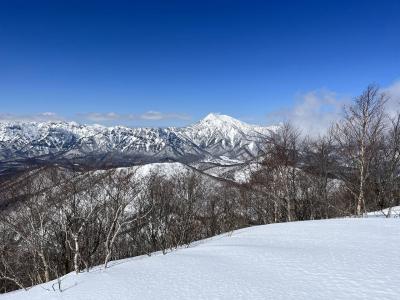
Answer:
[0,113,276,176]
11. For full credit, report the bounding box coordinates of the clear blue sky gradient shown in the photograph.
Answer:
[0,0,399,126]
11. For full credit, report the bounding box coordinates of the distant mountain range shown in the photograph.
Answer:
[0,113,277,176]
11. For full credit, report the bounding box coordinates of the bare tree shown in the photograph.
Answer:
[370,112,400,216]
[263,122,301,221]
[0,174,55,284]
[333,85,387,216]
[59,171,104,274]
[102,169,149,268]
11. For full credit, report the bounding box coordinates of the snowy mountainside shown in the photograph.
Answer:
[192,160,261,183]
[2,218,399,300]
[176,113,275,160]
[0,114,275,176]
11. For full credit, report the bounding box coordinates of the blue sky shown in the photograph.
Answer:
[0,0,399,127]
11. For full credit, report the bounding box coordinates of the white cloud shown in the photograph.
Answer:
[140,111,191,121]
[0,110,192,126]
[77,112,123,122]
[268,89,348,137]
[77,111,191,122]
[0,112,64,122]
[267,80,400,137]
[382,79,400,118]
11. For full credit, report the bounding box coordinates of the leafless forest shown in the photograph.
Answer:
[1,85,399,293]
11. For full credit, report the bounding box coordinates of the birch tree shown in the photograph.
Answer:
[102,169,147,268]
[333,85,387,216]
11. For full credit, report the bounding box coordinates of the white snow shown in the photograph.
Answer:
[0,114,276,161]
[131,162,192,179]
[178,113,276,150]
[2,218,399,300]
[199,161,261,182]
[366,206,400,218]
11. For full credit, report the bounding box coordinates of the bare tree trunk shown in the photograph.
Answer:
[287,199,292,222]
[38,252,50,282]
[104,224,120,269]
[73,234,80,274]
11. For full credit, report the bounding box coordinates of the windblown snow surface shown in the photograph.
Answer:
[2,217,399,300]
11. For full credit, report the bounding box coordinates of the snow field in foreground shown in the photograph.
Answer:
[2,218,399,300]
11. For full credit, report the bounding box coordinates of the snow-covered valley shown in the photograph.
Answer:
[2,217,399,300]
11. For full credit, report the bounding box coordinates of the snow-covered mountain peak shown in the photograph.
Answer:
[202,113,238,123]
[189,113,273,139]
[0,114,277,175]
[171,113,274,160]
[199,113,249,129]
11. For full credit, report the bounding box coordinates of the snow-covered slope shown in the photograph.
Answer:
[127,162,194,179]
[2,218,399,300]
[0,114,275,176]
[367,206,400,218]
